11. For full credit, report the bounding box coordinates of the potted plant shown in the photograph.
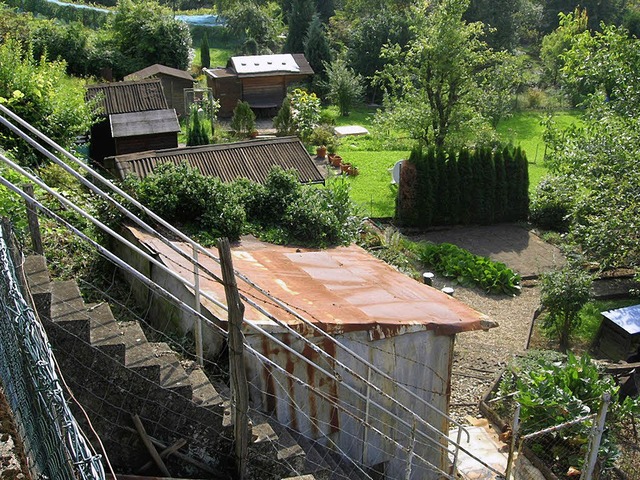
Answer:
[347,164,359,176]
[340,162,351,173]
[316,145,327,158]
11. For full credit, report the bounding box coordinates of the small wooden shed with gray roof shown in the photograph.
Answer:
[203,54,314,117]
[124,64,195,117]
[104,136,326,185]
[86,79,180,163]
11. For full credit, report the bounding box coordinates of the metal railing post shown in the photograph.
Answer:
[581,393,611,480]
[193,245,203,366]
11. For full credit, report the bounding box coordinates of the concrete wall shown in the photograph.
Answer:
[244,329,455,479]
[112,228,226,358]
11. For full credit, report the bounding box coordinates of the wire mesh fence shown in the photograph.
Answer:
[0,223,105,480]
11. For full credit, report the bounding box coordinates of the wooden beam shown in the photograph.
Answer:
[137,438,187,474]
[131,414,171,477]
[217,237,249,480]
[22,183,43,254]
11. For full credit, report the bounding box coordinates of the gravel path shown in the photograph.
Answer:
[404,224,561,425]
[447,283,541,424]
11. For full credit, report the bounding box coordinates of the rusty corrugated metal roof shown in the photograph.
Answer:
[124,64,195,82]
[128,227,494,339]
[109,137,325,184]
[86,79,168,116]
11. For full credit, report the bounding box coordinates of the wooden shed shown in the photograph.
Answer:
[86,79,179,163]
[124,64,195,117]
[203,54,314,117]
[104,136,326,184]
[594,304,640,361]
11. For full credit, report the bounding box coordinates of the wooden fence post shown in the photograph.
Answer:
[217,238,249,480]
[22,183,43,255]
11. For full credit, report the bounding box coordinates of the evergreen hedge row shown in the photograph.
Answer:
[397,145,529,227]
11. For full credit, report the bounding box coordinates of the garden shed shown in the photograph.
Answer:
[124,64,195,117]
[595,304,640,361]
[203,54,314,117]
[117,226,496,479]
[86,79,179,162]
[104,136,326,184]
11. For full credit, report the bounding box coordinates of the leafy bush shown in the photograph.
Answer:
[126,164,361,246]
[496,351,640,477]
[540,264,592,353]
[414,242,521,295]
[530,176,573,231]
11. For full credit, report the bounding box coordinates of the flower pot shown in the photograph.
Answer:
[329,154,342,167]
[347,166,359,176]
[316,146,327,159]
[250,130,258,138]
[340,163,351,173]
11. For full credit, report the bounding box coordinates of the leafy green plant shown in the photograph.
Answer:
[540,264,593,353]
[289,88,321,143]
[126,163,362,247]
[230,100,256,137]
[502,351,640,477]
[186,105,210,146]
[413,241,521,295]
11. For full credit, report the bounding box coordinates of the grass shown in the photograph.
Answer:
[331,151,407,218]
[322,107,582,218]
[497,110,583,193]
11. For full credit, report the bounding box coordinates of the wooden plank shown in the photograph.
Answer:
[122,426,225,477]
[131,414,171,477]
[22,183,43,254]
[218,237,249,480]
[137,438,187,473]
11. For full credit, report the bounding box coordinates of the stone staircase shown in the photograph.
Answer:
[24,255,370,480]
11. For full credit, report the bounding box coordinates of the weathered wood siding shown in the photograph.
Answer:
[210,76,243,117]
[114,133,178,157]
[158,75,193,117]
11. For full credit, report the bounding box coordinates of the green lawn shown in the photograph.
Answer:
[325,107,583,218]
[332,150,408,218]
[497,110,583,193]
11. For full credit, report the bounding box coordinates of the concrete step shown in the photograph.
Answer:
[50,280,91,342]
[188,368,224,409]
[149,342,193,399]
[87,302,126,363]
[287,433,335,479]
[23,255,51,318]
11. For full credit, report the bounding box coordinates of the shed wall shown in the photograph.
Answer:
[244,329,454,479]
[159,75,193,117]
[114,132,178,156]
[210,76,243,117]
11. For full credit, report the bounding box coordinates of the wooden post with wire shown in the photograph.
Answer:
[217,237,249,479]
[22,183,43,255]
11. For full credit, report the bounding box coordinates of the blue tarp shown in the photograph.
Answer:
[44,0,225,26]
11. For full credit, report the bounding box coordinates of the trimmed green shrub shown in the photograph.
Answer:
[231,100,256,137]
[530,176,572,231]
[126,163,361,246]
[398,144,529,227]
[414,241,521,295]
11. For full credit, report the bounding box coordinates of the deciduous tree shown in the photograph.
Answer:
[376,0,506,148]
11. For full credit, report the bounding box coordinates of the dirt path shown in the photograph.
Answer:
[403,224,564,424]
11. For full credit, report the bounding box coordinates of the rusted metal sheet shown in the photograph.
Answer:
[109,137,325,185]
[129,227,493,338]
